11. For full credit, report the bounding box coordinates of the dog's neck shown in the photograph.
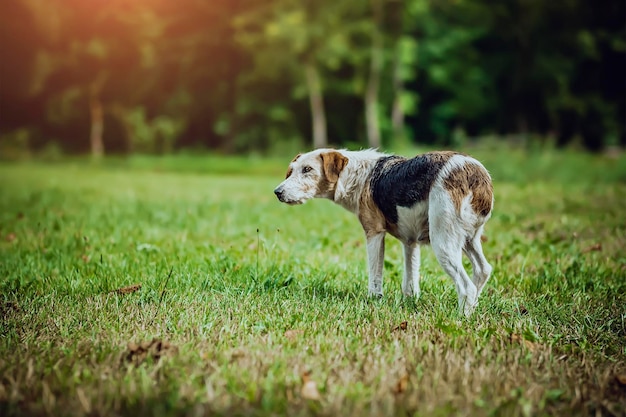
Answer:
[330,149,386,214]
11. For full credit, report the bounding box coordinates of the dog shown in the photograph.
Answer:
[273,148,493,316]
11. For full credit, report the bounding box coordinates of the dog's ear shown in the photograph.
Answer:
[320,151,348,183]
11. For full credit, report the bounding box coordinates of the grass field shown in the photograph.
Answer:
[1,148,625,416]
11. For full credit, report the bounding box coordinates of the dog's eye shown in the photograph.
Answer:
[301,166,313,174]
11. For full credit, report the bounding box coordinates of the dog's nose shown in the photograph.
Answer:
[274,188,284,199]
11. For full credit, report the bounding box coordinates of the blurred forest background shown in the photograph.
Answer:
[0,0,624,157]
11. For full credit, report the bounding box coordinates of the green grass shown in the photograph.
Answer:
[0,149,625,417]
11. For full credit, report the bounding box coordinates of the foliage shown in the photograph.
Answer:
[0,0,624,153]
[0,150,625,415]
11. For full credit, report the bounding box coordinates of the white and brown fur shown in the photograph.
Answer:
[273,148,493,316]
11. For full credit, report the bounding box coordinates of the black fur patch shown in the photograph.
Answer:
[371,153,455,224]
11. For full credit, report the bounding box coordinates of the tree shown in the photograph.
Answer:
[387,0,420,143]
[364,0,384,148]
[2,0,623,154]
[234,0,374,148]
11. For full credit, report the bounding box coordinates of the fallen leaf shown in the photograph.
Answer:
[392,321,408,332]
[523,340,539,351]
[5,233,16,242]
[301,370,312,383]
[510,334,540,351]
[393,373,409,394]
[301,380,321,400]
[284,329,304,341]
[113,284,141,295]
[616,374,626,386]
[125,338,177,365]
[0,301,20,319]
[481,235,488,242]
[229,349,246,361]
[581,243,602,253]
[301,370,321,401]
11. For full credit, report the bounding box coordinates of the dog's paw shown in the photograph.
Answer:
[462,303,476,317]
[460,297,478,317]
[458,284,478,317]
[402,288,421,299]
[368,291,383,299]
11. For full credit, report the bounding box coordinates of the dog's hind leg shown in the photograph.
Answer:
[366,232,385,297]
[402,242,421,298]
[432,237,477,316]
[429,205,477,316]
[463,225,492,297]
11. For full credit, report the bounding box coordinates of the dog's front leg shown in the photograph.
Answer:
[402,242,420,298]
[366,233,385,297]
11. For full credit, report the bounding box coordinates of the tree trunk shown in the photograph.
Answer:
[88,77,106,158]
[89,91,104,158]
[365,1,383,149]
[222,1,241,154]
[391,40,405,141]
[304,61,327,149]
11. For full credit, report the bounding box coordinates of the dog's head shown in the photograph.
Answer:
[274,149,348,205]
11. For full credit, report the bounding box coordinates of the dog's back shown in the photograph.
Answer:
[369,151,492,244]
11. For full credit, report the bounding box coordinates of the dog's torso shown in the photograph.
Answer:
[359,151,492,245]
[369,152,452,243]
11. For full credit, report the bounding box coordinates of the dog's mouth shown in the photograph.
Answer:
[276,195,304,205]
[283,199,303,205]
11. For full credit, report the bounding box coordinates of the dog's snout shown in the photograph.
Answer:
[274,187,284,199]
